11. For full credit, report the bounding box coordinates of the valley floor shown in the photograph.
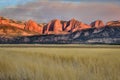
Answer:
[0,47,120,80]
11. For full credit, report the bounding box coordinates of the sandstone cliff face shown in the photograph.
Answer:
[106,21,120,27]
[1,16,120,37]
[44,19,63,34]
[9,23,25,30]
[25,20,43,34]
[0,17,9,25]
[1,16,120,44]
[0,17,43,34]
[0,25,34,36]
[64,18,91,32]
[90,20,104,28]
[44,18,91,34]
[0,17,25,29]
[54,19,63,33]
[0,17,44,36]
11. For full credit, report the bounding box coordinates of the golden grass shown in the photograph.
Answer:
[0,48,120,80]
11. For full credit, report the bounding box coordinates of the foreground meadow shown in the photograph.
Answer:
[0,47,120,80]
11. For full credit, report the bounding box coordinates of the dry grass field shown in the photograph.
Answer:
[0,47,120,80]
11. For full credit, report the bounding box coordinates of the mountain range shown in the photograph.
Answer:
[0,16,120,44]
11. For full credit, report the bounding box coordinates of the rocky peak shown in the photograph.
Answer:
[44,19,63,34]
[90,20,104,28]
[1,16,120,37]
[65,18,91,32]
[43,18,91,34]
[64,18,80,32]
[53,19,63,33]
[70,18,76,22]
[25,20,43,34]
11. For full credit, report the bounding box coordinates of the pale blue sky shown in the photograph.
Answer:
[0,0,34,9]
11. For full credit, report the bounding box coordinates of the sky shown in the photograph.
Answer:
[0,0,120,24]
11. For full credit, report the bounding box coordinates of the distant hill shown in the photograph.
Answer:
[0,16,120,44]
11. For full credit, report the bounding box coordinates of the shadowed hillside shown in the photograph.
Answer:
[0,16,120,44]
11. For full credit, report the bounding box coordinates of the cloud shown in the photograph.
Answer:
[0,1,120,24]
[39,0,120,2]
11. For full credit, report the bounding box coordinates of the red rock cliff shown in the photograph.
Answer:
[64,18,91,32]
[25,20,43,34]
[44,18,91,34]
[44,19,63,34]
[106,21,120,27]
[90,20,104,28]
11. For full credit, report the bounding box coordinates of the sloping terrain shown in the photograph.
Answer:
[0,26,120,44]
[0,16,120,44]
[0,25,34,37]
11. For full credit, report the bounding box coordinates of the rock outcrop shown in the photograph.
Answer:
[0,16,120,44]
[0,17,10,25]
[64,18,91,32]
[106,21,120,27]
[0,17,25,29]
[44,19,63,34]
[90,20,104,28]
[44,18,91,34]
[25,20,43,34]
[0,17,43,35]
